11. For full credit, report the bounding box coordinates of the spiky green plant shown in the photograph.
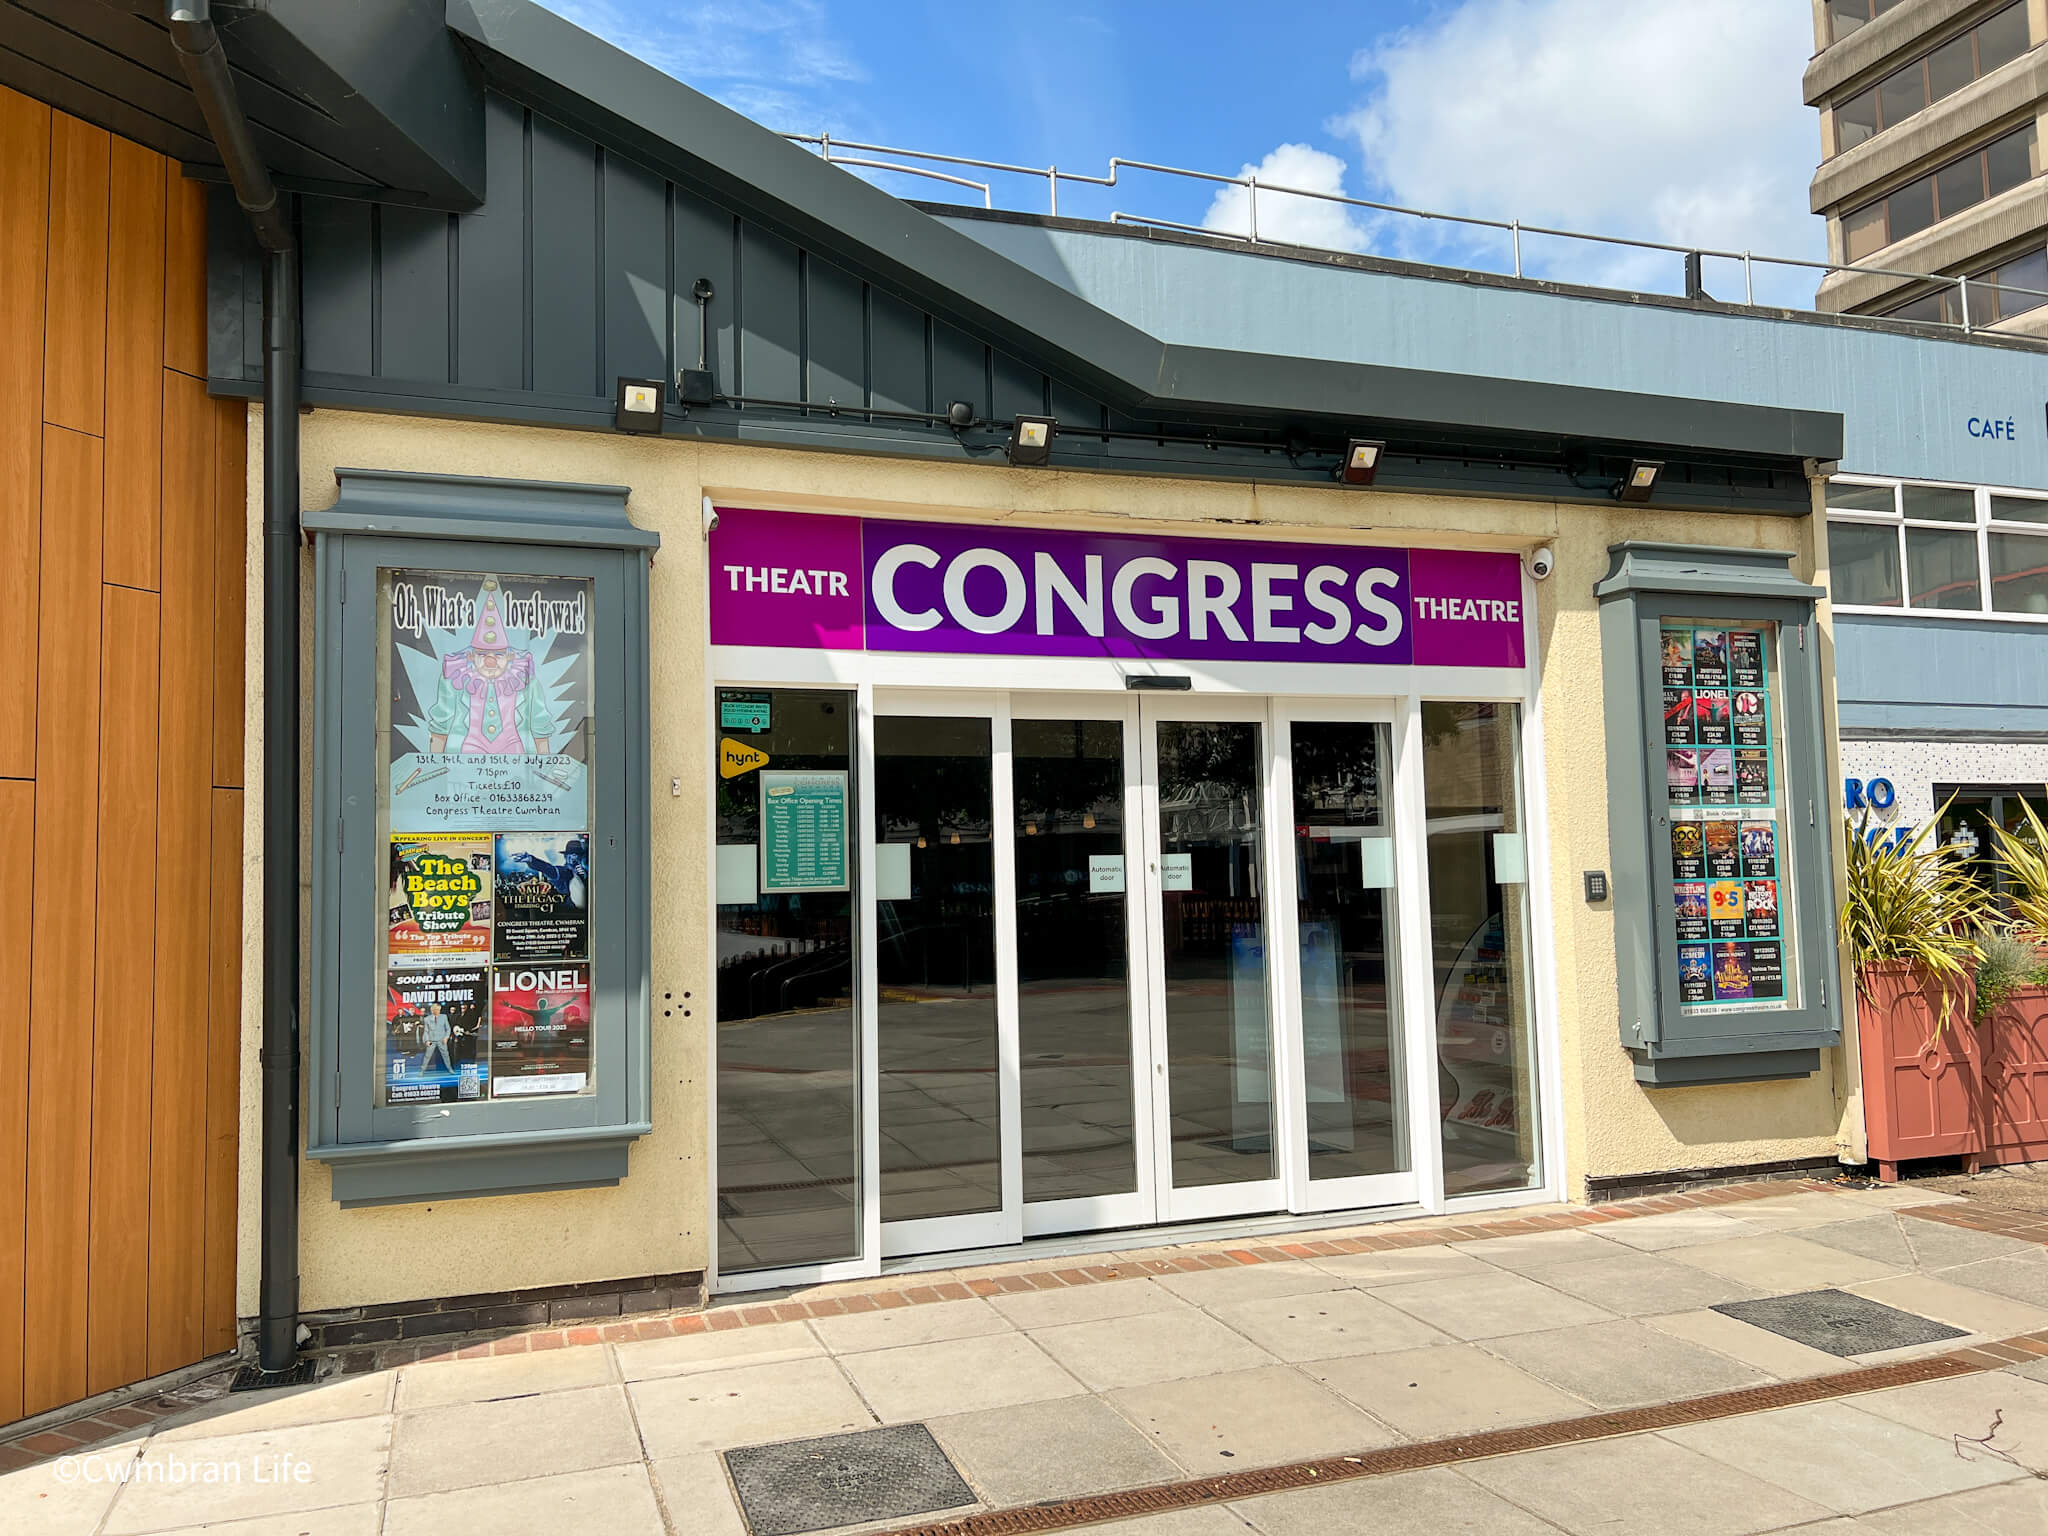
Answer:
[1989,792,2048,943]
[1970,928,2046,1020]
[1841,804,1988,1033]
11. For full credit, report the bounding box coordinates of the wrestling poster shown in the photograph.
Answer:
[386,569,592,832]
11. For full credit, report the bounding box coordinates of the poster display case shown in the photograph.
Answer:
[307,471,657,1204]
[1597,544,1841,1086]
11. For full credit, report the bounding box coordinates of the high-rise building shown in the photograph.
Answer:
[1807,0,2048,329]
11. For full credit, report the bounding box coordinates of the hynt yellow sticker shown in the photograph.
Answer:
[719,737,771,778]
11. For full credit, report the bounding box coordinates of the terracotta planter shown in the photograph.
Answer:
[1856,961,1981,1181]
[1980,983,2048,1166]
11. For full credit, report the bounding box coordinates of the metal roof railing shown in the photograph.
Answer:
[784,132,2048,338]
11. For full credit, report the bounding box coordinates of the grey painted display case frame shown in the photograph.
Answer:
[306,469,659,1204]
[1597,542,1843,1086]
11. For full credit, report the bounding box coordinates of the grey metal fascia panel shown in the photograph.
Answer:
[447,5,1844,469]
[1594,542,1826,603]
[304,466,658,549]
[316,1124,649,1206]
[446,0,1164,401]
[1633,1049,1822,1086]
[215,0,485,207]
[1147,346,1845,463]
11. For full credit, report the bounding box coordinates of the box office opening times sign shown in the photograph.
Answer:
[709,507,1527,668]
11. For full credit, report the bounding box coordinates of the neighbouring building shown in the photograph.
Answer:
[1807,0,2048,327]
[2,0,2046,1426]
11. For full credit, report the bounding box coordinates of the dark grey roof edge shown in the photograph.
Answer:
[925,204,2048,359]
[447,0,1841,466]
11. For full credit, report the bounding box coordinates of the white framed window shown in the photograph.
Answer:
[1826,476,2048,619]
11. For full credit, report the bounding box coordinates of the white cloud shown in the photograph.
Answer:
[1201,144,1370,252]
[534,1,867,133]
[1338,0,1823,302]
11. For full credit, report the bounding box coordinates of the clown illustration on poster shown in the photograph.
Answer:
[385,569,592,830]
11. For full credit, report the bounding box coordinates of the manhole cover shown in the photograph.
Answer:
[1711,1289,1968,1357]
[723,1423,975,1535]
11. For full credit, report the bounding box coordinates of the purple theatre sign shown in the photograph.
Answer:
[708,507,1527,669]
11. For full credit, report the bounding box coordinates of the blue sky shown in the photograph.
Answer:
[537,1,1825,304]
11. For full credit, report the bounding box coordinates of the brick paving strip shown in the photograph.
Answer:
[3,1176,2034,1474]
[866,1335,2048,1536]
[1896,1198,2048,1245]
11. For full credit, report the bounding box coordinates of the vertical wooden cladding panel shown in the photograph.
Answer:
[932,321,988,421]
[301,200,374,378]
[603,153,668,389]
[0,87,49,786]
[378,208,451,386]
[672,185,734,392]
[86,583,158,1396]
[530,116,599,396]
[149,372,216,1376]
[202,788,242,1357]
[103,136,167,592]
[212,400,247,791]
[869,290,926,418]
[23,426,102,1417]
[0,779,31,1422]
[805,257,863,410]
[457,95,527,391]
[42,114,109,436]
[163,165,208,379]
[739,224,801,405]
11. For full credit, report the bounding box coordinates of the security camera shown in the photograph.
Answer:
[1527,546,1555,582]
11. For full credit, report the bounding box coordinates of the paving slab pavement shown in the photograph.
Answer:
[17,1180,2048,1536]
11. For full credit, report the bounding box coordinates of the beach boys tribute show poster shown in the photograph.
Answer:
[386,570,591,831]
[384,963,489,1104]
[492,832,590,963]
[489,964,592,1098]
[388,833,492,958]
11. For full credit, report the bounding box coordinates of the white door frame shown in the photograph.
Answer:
[1270,697,1425,1217]
[1009,693,1159,1240]
[872,688,1021,1260]
[705,634,1563,1293]
[1137,694,1290,1226]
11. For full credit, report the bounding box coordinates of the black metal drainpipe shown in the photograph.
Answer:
[166,0,301,1376]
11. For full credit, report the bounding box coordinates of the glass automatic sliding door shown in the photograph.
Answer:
[1143,701,1285,1222]
[1012,699,1153,1235]
[875,706,1012,1253]
[1277,706,1418,1212]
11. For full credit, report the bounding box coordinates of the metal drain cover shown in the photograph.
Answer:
[1711,1289,1968,1357]
[723,1423,975,1535]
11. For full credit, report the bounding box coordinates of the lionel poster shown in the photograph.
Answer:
[489,963,592,1098]
[386,569,592,831]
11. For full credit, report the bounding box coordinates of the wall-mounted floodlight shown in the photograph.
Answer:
[1007,414,1055,466]
[1615,459,1663,503]
[614,377,666,434]
[1337,438,1385,486]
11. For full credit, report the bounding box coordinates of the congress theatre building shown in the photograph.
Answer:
[7,0,2047,1404]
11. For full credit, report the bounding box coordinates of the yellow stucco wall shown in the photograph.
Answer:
[236,406,1858,1316]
